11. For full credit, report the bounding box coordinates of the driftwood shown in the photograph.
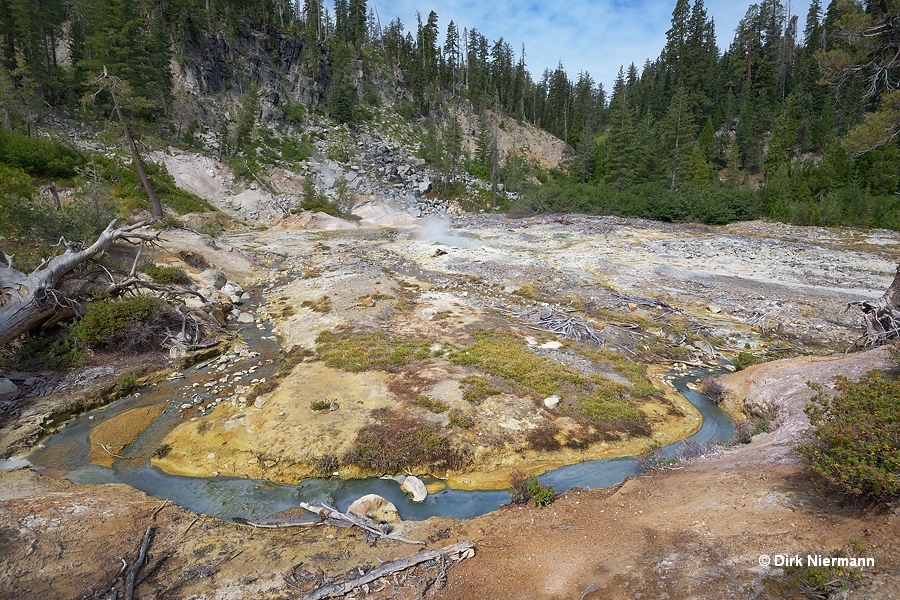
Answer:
[849,264,900,348]
[124,526,153,600]
[297,541,475,600]
[298,502,423,545]
[233,517,319,529]
[84,525,160,600]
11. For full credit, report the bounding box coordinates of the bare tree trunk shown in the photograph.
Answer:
[41,182,61,210]
[0,220,150,346]
[113,101,164,220]
[850,263,900,348]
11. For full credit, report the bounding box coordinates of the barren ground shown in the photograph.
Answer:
[2,212,899,599]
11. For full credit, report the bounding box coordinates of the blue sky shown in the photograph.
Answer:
[371,0,813,91]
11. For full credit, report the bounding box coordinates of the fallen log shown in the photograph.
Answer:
[298,502,423,545]
[297,541,475,600]
[0,219,156,346]
[232,517,319,529]
[125,526,154,600]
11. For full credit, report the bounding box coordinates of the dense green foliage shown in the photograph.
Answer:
[1,0,898,228]
[509,470,557,506]
[142,263,189,285]
[797,371,900,500]
[71,294,174,352]
[0,129,83,178]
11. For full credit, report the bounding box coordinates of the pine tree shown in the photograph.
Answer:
[606,67,637,188]
[348,0,367,52]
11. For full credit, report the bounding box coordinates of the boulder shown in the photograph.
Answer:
[542,395,560,410]
[401,475,428,502]
[347,494,400,523]
[198,269,227,289]
[0,378,19,402]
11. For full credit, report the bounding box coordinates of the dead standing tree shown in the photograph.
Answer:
[0,220,157,346]
[849,263,900,348]
[89,67,164,221]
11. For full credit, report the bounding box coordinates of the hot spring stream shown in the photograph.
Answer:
[25,295,734,524]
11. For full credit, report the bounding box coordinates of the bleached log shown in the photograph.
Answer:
[298,541,475,600]
[0,220,153,346]
[298,502,423,545]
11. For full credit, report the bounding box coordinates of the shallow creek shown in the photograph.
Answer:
[26,292,734,524]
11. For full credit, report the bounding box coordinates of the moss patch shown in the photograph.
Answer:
[450,330,586,397]
[316,328,431,373]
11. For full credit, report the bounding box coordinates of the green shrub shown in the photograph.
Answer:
[733,351,763,370]
[143,263,189,284]
[447,409,474,428]
[766,548,864,598]
[460,375,500,403]
[195,222,222,238]
[0,129,83,177]
[310,399,330,411]
[797,371,900,500]
[416,395,448,413]
[509,470,556,506]
[152,443,172,459]
[71,295,174,353]
[116,373,138,394]
[0,331,83,371]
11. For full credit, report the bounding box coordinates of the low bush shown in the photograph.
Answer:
[344,409,469,472]
[527,424,561,451]
[143,263,189,284]
[509,470,557,506]
[447,409,474,428]
[460,375,500,403]
[116,373,138,394]
[733,351,763,371]
[700,377,727,404]
[416,395,448,413]
[765,547,865,598]
[315,454,339,475]
[0,330,83,371]
[151,443,172,459]
[797,371,900,500]
[310,399,330,411]
[71,295,175,353]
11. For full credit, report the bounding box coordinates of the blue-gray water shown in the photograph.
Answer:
[29,367,732,523]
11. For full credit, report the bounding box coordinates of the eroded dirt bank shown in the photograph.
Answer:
[2,213,900,598]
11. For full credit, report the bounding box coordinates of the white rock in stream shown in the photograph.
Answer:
[348,494,401,523]
[400,475,428,502]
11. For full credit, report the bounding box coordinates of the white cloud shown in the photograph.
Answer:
[371,0,813,90]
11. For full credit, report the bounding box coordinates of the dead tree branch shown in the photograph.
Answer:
[297,541,475,600]
[0,219,151,346]
[298,502,423,545]
[125,526,154,600]
[848,263,900,348]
